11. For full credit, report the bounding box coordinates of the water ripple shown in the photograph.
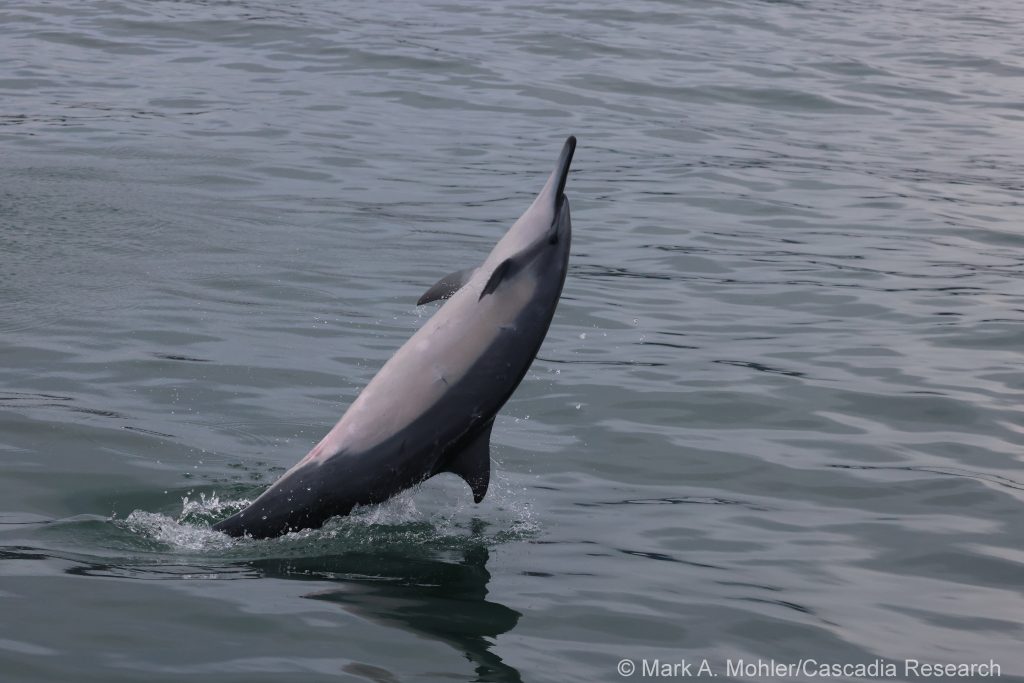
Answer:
[2,0,1023,680]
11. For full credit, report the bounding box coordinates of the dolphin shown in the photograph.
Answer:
[213,136,576,538]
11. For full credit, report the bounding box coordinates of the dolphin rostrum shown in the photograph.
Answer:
[213,136,576,538]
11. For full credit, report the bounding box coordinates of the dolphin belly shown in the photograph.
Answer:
[213,313,543,538]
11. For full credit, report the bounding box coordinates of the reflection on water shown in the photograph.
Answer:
[3,512,523,682]
[255,542,521,682]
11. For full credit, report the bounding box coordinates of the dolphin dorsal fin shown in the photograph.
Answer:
[417,267,477,305]
[442,419,493,503]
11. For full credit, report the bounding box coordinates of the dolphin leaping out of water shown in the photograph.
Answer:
[213,136,577,538]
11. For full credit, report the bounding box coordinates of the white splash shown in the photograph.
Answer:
[117,492,252,552]
[121,510,235,552]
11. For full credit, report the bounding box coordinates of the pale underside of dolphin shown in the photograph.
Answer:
[213,136,576,538]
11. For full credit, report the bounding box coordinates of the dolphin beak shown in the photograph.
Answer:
[553,135,576,205]
[546,136,575,244]
[534,136,576,216]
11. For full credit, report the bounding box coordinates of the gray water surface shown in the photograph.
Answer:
[2,1,1023,681]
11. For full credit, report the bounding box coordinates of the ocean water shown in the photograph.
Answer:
[1,1,1022,681]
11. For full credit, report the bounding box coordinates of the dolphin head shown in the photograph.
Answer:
[487,136,575,264]
[520,136,574,288]
[534,178,572,287]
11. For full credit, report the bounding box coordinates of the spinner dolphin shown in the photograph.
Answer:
[214,136,576,538]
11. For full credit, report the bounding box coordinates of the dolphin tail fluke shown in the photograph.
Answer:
[442,419,493,503]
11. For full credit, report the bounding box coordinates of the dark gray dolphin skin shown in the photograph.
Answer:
[213,136,576,538]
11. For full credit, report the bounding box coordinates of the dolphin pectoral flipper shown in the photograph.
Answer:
[480,239,547,301]
[480,259,515,300]
[442,419,493,503]
[417,267,477,305]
